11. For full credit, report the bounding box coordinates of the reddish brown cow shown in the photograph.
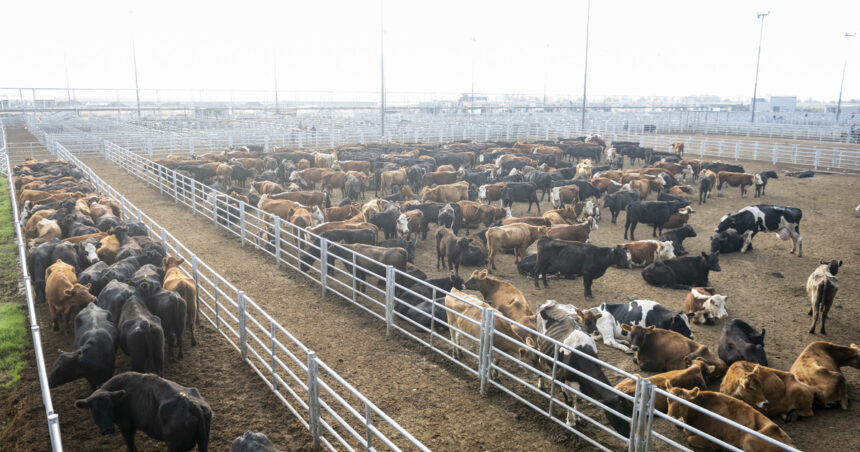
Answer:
[324,204,360,222]
[721,361,815,421]
[269,190,328,209]
[620,240,675,267]
[621,324,727,378]
[790,341,860,410]
[463,269,537,342]
[616,357,713,412]
[162,257,198,346]
[546,218,598,243]
[717,171,755,197]
[45,259,96,332]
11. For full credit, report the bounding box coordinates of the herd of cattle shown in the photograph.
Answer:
[15,158,285,451]
[13,131,856,452]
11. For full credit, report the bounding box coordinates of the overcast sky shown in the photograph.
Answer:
[1,0,858,103]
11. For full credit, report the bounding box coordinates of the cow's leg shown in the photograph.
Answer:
[450,329,461,359]
[564,384,581,427]
[119,425,137,452]
[686,434,714,450]
[166,332,176,363]
[583,277,594,299]
[820,302,831,335]
[809,301,820,334]
[48,303,58,331]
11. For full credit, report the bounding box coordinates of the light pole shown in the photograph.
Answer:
[471,36,476,116]
[132,40,142,120]
[750,10,770,123]
[273,57,279,114]
[379,0,386,140]
[581,0,591,130]
[836,32,856,121]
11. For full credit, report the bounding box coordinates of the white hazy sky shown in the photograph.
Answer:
[1,0,858,101]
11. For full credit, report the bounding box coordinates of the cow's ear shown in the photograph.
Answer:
[524,336,536,348]
[819,259,827,265]
[74,399,89,409]
[109,390,126,404]
[688,387,700,398]
[645,326,656,333]
[701,252,707,258]
[162,257,169,267]
[478,269,488,279]
[759,328,765,341]
[620,323,632,332]
[594,312,602,319]
[84,283,92,290]
[838,260,843,267]
[176,258,185,266]
[64,288,75,296]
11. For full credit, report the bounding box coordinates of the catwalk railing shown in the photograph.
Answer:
[50,142,428,452]
[101,139,799,452]
[1,134,63,451]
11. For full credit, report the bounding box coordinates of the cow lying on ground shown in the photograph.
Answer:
[232,431,278,452]
[667,387,794,452]
[715,204,803,256]
[806,259,841,335]
[615,357,713,413]
[579,299,693,354]
[622,324,726,377]
[790,341,860,410]
[719,319,767,366]
[546,217,597,243]
[659,225,696,257]
[533,301,631,435]
[721,361,814,422]
[48,303,117,390]
[620,240,675,267]
[533,237,630,297]
[75,372,211,452]
[683,287,728,325]
[642,252,720,290]
[710,229,754,254]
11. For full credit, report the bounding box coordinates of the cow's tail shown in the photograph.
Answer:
[193,400,210,451]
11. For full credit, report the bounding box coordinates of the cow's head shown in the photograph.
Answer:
[821,259,843,276]
[669,313,694,339]
[396,214,409,238]
[463,269,489,291]
[162,256,185,271]
[666,387,700,422]
[703,252,721,272]
[612,245,631,268]
[81,242,99,265]
[76,389,126,435]
[657,241,675,260]
[684,356,716,377]
[620,324,654,351]
[736,366,769,410]
[714,213,735,233]
[448,272,466,291]
[575,308,602,335]
[49,347,85,388]
[703,294,728,320]
[64,283,96,305]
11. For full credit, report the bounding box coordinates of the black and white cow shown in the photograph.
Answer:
[754,170,778,198]
[580,299,693,354]
[533,300,631,436]
[715,205,803,256]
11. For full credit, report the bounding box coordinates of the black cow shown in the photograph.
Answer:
[642,252,721,290]
[501,182,541,213]
[48,303,117,390]
[320,228,377,246]
[397,274,466,333]
[118,297,165,376]
[715,205,803,256]
[97,280,137,324]
[710,230,753,254]
[516,253,574,280]
[570,180,603,200]
[407,165,427,192]
[456,236,488,266]
[78,261,111,296]
[462,170,493,189]
[533,237,630,297]
[330,243,407,293]
[369,205,402,240]
[528,171,554,201]
[378,238,417,263]
[657,190,687,203]
[704,162,745,174]
[129,264,163,298]
[698,176,713,204]
[75,372,211,452]
[624,200,688,240]
[754,170,778,198]
[27,238,62,303]
[344,174,363,201]
[718,319,767,366]
[119,220,148,237]
[51,241,99,273]
[660,225,696,256]
[603,191,639,224]
[140,289,187,363]
[232,431,278,452]
[101,252,164,288]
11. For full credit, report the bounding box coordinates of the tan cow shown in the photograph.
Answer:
[252,181,285,196]
[486,223,549,271]
[463,269,537,342]
[320,170,346,196]
[162,257,198,346]
[663,206,695,229]
[269,190,328,209]
[670,142,685,158]
[683,287,728,325]
[790,341,860,409]
[667,387,794,452]
[258,195,303,221]
[621,324,727,378]
[591,177,623,195]
[615,357,713,412]
[546,218,598,243]
[806,260,841,335]
[338,160,372,174]
[289,207,314,246]
[216,163,232,188]
[379,168,408,195]
[419,181,469,203]
[542,206,579,225]
[721,361,815,421]
[45,259,96,332]
[324,204,360,222]
[23,209,55,239]
[28,219,61,248]
[575,159,593,179]
[620,240,675,267]
[444,288,528,378]
[622,179,651,200]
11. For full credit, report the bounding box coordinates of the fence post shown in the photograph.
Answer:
[384,265,395,336]
[734,142,740,161]
[173,174,179,203]
[191,255,200,326]
[239,201,246,246]
[270,320,277,391]
[772,144,779,165]
[158,166,164,194]
[160,227,167,255]
[274,216,281,268]
[630,379,655,452]
[479,307,495,396]
[319,239,328,295]
[814,148,821,169]
[307,351,322,449]
[238,291,247,361]
[191,179,197,215]
[753,141,759,160]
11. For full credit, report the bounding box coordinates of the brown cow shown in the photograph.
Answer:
[684,287,728,325]
[615,357,713,412]
[28,219,62,248]
[458,200,506,233]
[543,205,579,225]
[258,195,303,221]
[680,159,705,176]
[478,182,507,205]
[403,210,425,240]
[717,171,755,197]
[667,387,794,452]
[419,181,468,203]
[550,185,579,209]
[668,185,692,199]
[379,168,408,195]
[20,189,85,206]
[162,257,198,347]
[421,170,458,187]
[500,216,551,227]
[290,168,327,190]
[621,324,727,378]
[97,230,124,265]
[622,179,651,200]
[591,177,623,194]
[806,259,841,335]
[45,259,96,332]
[546,218,598,243]
[463,269,536,342]
[790,341,860,409]
[721,361,814,421]
[308,221,378,236]
[252,181,284,196]
[445,288,529,378]
[670,142,685,158]
[652,161,685,174]
[486,223,548,271]
[338,160,372,174]
[324,204,360,222]
[24,209,55,239]
[216,163,232,188]
[435,227,457,271]
[599,170,625,182]
[269,190,328,209]
[320,170,346,196]
[620,240,676,267]
[663,206,695,229]
[234,157,265,171]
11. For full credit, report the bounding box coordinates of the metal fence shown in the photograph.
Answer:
[0,128,63,451]
[46,141,428,451]
[99,139,799,452]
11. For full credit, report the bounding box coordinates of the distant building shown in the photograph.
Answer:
[770,96,796,113]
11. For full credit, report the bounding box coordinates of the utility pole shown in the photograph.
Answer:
[471,36,476,117]
[581,0,591,130]
[750,10,770,123]
[273,57,279,114]
[379,0,386,140]
[63,54,71,104]
[836,32,855,121]
[132,40,142,120]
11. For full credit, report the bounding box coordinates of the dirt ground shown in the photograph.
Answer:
[88,151,860,451]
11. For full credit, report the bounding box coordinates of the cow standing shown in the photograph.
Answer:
[806,259,842,335]
[715,205,803,256]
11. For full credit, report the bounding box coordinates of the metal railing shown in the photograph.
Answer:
[46,142,428,451]
[99,139,800,452]
[1,130,63,451]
